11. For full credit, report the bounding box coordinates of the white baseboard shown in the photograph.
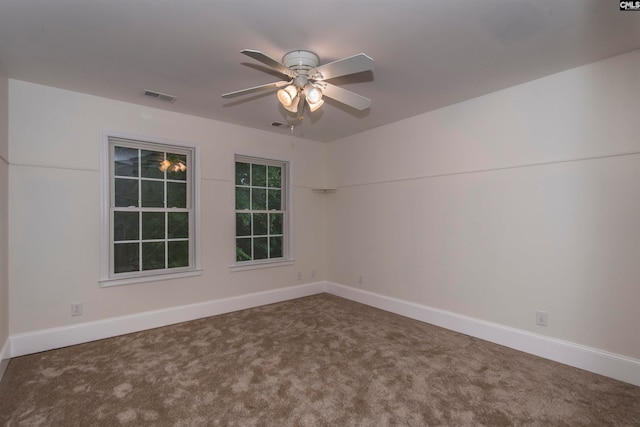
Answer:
[8,281,639,388]
[325,282,640,387]
[0,337,10,382]
[10,282,326,358]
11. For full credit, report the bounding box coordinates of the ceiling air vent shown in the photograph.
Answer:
[142,89,177,103]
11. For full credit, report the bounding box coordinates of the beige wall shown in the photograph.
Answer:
[327,50,640,359]
[6,49,640,364]
[0,63,9,364]
[8,80,328,334]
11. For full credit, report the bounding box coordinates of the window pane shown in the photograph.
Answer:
[253,237,268,260]
[142,242,165,271]
[236,238,252,262]
[168,212,189,239]
[109,139,195,279]
[141,180,164,207]
[269,213,283,235]
[254,213,267,236]
[252,164,267,187]
[114,211,139,241]
[168,240,189,268]
[236,213,251,236]
[233,158,286,265]
[114,178,138,207]
[270,236,283,258]
[141,150,164,179]
[142,212,165,240]
[235,187,250,210]
[268,189,281,210]
[167,182,186,208]
[268,166,281,188]
[252,188,266,210]
[166,153,187,181]
[236,162,250,186]
[114,147,138,177]
[114,243,139,273]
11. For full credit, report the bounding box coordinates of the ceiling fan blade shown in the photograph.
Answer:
[241,49,297,78]
[321,82,371,111]
[222,80,290,98]
[313,53,374,81]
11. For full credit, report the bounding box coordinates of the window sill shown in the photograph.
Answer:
[99,269,203,287]
[229,259,295,272]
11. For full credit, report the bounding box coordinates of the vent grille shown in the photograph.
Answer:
[142,90,177,103]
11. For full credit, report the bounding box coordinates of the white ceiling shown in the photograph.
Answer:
[1,0,639,142]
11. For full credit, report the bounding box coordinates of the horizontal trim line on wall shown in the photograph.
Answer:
[201,176,230,183]
[10,162,98,173]
[10,163,234,184]
[325,282,640,387]
[8,163,311,186]
[294,185,328,189]
[338,150,640,189]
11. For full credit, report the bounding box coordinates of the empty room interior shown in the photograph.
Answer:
[1,0,640,424]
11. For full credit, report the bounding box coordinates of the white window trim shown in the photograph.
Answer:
[229,259,295,273]
[99,131,202,287]
[229,153,294,271]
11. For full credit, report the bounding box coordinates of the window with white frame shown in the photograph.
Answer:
[101,136,199,285]
[234,156,289,265]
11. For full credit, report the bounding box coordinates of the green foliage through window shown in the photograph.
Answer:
[111,141,192,275]
[234,158,286,263]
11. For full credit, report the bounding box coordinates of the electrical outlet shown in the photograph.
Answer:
[71,303,83,317]
[358,275,364,285]
[311,270,316,279]
[536,310,548,326]
[297,272,302,281]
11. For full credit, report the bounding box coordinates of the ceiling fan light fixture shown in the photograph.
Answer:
[283,95,300,113]
[277,85,298,107]
[224,49,374,124]
[304,85,323,104]
[307,98,324,112]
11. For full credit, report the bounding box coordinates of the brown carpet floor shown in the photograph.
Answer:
[1,293,639,426]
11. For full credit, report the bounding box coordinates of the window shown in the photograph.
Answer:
[101,135,200,286]
[234,156,289,266]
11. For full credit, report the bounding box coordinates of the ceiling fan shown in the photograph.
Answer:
[222,49,374,121]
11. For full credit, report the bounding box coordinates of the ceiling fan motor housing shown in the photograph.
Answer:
[282,50,319,73]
